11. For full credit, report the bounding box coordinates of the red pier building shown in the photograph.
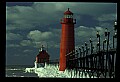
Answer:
[35,45,50,68]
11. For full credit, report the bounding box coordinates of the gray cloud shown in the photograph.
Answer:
[6,2,34,6]
[6,32,23,40]
[97,13,117,22]
[6,2,117,31]
[23,49,33,53]
[7,44,21,48]
[20,40,33,46]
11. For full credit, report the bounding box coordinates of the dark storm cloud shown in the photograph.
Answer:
[76,14,99,27]
[72,2,116,16]
[6,2,117,31]
[6,2,117,65]
[6,2,34,6]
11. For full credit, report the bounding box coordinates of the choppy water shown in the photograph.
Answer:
[6,65,38,77]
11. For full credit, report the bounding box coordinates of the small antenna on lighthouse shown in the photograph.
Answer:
[47,42,48,52]
[68,8,69,11]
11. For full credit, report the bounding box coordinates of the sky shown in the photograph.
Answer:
[6,2,117,65]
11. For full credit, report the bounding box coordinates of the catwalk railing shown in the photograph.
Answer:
[65,21,117,78]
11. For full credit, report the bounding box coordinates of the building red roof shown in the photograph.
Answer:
[37,50,50,58]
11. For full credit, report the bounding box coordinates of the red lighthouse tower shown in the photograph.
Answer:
[59,8,76,71]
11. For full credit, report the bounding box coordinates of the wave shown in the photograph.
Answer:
[6,68,24,71]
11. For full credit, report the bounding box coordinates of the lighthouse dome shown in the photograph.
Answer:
[64,8,73,15]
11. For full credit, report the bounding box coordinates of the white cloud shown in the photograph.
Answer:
[27,30,53,42]
[25,29,61,48]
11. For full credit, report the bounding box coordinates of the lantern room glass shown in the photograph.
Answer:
[64,15,73,18]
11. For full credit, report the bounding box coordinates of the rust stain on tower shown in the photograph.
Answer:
[59,8,76,71]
